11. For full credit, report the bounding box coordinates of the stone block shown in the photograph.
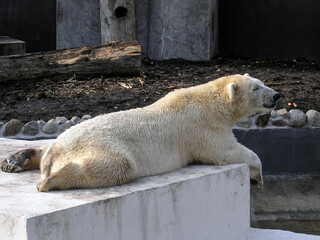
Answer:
[0,141,250,240]
[135,0,218,60]
[0,36,25,56]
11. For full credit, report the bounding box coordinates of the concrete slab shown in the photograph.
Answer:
[0,36,26,56]
[0,159,250,240]
[249,228,320,240]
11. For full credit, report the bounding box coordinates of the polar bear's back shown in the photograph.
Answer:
[54,107,193,177]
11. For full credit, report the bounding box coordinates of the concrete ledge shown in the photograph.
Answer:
[0,163,250,240]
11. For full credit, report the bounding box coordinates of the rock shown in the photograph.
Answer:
[37,120,46,131]
[237,116,252,128]
[71,116,81,125]
[270,110,288,126]
[270,110,280,118]
[55,116,68,125]
[306,110,320,127]
[277,109,289,119]
[289,109,306,127]
[42,119,58,134]
[60,121,73,132]
[270,117,288,127]
[256,113,271,127]
[82,115,92,120]
[3,119,23,136]
[23,121,40,136]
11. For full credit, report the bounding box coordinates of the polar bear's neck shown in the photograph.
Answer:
[149,84,247,128]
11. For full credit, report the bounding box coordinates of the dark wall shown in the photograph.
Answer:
[234,128,320,175]
[0,0,56,53]
[219,0,320,60]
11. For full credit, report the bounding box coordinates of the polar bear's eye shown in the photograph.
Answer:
[252,86,260,91]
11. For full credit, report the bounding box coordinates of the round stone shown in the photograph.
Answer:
[306,110,320,127]
[270,110,280,118]
[277,109,289,119]
[60,121,73,132]
[42,119,58,134]
[3,119,23,136]
[71,116,81,125]
[55,116,68,125]
[37,120,46,131]
[82,115,92,120]
[289,109,306,127]
[270,117,288,127]
[23,121,40,136]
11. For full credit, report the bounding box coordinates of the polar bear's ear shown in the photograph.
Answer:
[244,73,250,77]
[227,82,237,101]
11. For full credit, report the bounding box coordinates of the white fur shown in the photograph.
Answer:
[37,74,279,191]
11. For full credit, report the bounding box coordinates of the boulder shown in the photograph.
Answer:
[289,109,306,127]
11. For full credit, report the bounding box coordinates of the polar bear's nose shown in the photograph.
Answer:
[273,93,280,101]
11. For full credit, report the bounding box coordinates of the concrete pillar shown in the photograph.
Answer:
[56,0,135,49]
[135,0,218,60]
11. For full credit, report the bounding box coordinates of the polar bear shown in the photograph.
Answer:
[1,74,280,192]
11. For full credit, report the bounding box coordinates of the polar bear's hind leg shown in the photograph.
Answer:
[37,154,136,192]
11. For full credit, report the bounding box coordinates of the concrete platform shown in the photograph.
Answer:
[0,160,250,240]
[1,138,320,240]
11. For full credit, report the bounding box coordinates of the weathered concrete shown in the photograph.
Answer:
[0,36,25,56]
[0,145,250,240]
[135,0,218,60]
[233,128,320,175]
[56,0,101,49]
[57,0,136,50]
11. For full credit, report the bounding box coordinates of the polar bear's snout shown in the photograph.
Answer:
[262,90,280,109]
[273,92,280,102]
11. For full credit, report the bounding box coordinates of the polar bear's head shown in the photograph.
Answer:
[226,74,280,116]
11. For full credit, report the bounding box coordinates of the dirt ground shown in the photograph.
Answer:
[0,57,319,123]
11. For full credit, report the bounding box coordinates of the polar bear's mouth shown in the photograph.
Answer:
[263,103,276,108]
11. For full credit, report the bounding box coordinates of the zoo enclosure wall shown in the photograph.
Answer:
[0,0,319,60]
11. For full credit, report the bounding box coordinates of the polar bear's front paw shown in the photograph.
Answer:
[0,157,28,173]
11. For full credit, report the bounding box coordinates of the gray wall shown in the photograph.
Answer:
[0,0,56,53]
[234,128,320,175]
[219,0,320,60]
